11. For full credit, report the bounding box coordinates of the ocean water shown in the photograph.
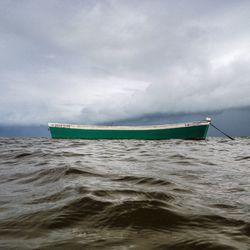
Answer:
[0,137,249,250]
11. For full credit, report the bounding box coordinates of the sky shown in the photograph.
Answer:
[0,0,250,135]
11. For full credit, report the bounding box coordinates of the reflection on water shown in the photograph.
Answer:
[0,137,249,249]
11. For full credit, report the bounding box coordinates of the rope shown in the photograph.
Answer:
[210,123,234,140]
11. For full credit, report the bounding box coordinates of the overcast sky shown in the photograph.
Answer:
[1,0,250,126]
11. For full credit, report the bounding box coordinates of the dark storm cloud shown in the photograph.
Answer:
[0,0,250,125]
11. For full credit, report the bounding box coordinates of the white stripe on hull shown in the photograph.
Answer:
[48,120,210,131]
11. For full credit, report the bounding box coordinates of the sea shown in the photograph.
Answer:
[0,137,249,250]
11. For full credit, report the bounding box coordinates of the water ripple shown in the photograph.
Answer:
[0,137,249,249]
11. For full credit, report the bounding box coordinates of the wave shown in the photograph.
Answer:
[0,137,249,249]
[113,175,173,186]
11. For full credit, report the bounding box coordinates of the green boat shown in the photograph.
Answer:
[48,118,211,140]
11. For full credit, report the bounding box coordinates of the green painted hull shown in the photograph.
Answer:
[49,123,209,140]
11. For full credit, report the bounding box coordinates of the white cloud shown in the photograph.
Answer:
[0,0,250,125]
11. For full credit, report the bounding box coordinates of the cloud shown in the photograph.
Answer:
[0,0,250,125]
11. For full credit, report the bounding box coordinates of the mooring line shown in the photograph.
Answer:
[210,123,235,140]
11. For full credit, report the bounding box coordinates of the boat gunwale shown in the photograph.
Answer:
[48,120,210,131]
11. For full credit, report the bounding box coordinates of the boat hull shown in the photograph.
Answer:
[48,122,209,140]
